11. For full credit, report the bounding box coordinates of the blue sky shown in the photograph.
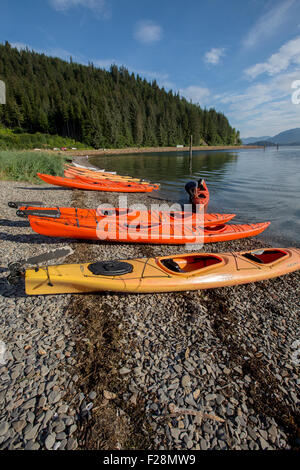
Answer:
[1,0,300,137]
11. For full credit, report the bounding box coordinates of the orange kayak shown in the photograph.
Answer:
[25,248,300,295]
[185,179,209,211]
[64,165,151,185]
[37,173,159,192]
[17,205,236,227]
[74,174,153,188]
[27,213,270,244]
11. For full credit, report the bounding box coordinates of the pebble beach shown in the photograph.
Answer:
[0,166,299,451]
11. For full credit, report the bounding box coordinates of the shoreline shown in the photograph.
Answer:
[61,145,262,157]
[0,176,299,451]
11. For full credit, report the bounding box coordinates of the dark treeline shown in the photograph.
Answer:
[0,42,241,148]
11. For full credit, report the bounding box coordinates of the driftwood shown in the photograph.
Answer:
[167,405,225,423]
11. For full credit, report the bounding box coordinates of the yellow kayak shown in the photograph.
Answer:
[25,248,300,295]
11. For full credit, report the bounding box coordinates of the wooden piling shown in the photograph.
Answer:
[189,135,193,174]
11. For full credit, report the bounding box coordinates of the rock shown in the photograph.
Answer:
[68,424,77,435]
[103,390,117,400]
[57,404,68,414]
[181,375,191,388]
[235,416,247,427]
[185,438,194,449]
[38,396,47,408]
[174,365,183,374]
[45,433,56,450]
[247,426,257,441]
[48,390,61,404]
[202,423,213,434]
[23,398,36,410]
[199,438,208,450]
[259,436,269,450]
[25,441,40,450]
[12,420,26,433]
[170,428,181,440]
[0,421,9,436]
[66,437,78,450]
[268,424,277,443]
[216,394,225,405]
[185,393,197,408]
[88,391,97,400]
[24,423,40,440]
[53,421,66,433]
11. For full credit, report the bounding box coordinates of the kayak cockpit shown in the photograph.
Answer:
[242,249,288,265]
[159,254,224,275]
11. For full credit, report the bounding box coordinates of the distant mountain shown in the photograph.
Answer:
[242,136,271,145]
[246,140,276,147]
[268,128,300,145]
[242,128,300,146]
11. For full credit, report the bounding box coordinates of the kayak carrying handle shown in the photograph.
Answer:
[8,201,44,209]
[16,209,61,219]
[16,210,27,218]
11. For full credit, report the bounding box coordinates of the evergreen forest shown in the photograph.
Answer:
[0,42,241,149]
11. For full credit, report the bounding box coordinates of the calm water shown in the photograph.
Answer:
[90,147,300,247]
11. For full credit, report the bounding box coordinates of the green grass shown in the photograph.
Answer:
[0,150,67,183]
[0,126,90,151]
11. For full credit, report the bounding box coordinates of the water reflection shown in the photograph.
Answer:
[90,147,300,246]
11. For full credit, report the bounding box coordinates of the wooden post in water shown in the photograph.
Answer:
[189,134,193,174]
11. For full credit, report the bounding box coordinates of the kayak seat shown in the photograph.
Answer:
[243,250,287,265]
[161,258,184,273]
[161,255,221,273]
[242,253,264,264]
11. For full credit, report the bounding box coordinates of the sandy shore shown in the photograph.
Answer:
[0,168,299,450]
[46,144,262,157]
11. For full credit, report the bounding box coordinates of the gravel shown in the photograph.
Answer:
[0,180,80,450]
[0,168,299,451]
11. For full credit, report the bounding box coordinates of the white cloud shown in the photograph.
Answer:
[204,47,225,65]
[245,36,300,79]
[49,0,108,15]
[215,70,300,136]
[243,0,295,48]
[134,20,162,44]
[180,86,211,105]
